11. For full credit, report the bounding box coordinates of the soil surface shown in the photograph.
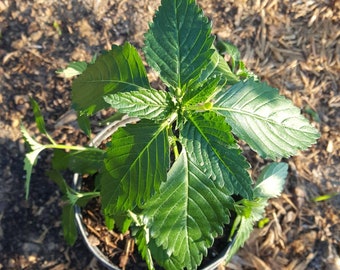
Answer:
[1,0,339,269]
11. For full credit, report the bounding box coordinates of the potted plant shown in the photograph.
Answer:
[21,0,320,269]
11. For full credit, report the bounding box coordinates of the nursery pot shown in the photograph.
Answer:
[73,117,237,270]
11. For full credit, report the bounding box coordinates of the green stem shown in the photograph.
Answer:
[44,144,103,153]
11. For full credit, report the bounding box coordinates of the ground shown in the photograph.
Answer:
[0,0,339,269]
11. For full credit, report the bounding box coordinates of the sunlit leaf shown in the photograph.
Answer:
[101,120,169,213]
[142,149,233,269]
[214,79,320,159]
[144,0,214,90]
[72,43,150,115]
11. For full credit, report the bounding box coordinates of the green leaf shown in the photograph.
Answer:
[142,149,232,269]
[129,212,155,270]
[46,170,69,194]
[198,48,239,86]
[104,89,176,121]
[30,98,48,135]
[56,61,88,78]
[254,163,288,198]
[213,79,320,159]
[72,43,150,115]
[183,75,224,106]
[52,148,105,175]
[21,124,47,199]
[224,214,254,263]
[101,120,169,213]
[216,40,240,62]
[144,0,214,90]
[62,203,78,246]
[77,112,91,137]
[181,112,253,199]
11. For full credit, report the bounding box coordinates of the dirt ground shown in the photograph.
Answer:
[0,0,339,269]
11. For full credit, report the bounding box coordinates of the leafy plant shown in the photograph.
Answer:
[22,0,320,269]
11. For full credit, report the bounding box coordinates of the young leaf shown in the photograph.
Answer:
[213,79,320,159]
[21,124,47,199]
[104,89,176,121]
[72,43,151,116]
[142,149,232,270]
[144,0,214,90]
[129,212,155,270]
[224,214,254,263]
[183,75,224,106]
[30,98,56,144]
[181,112,253,199]
[198,48,239,86]
[253,162,288,198]
[56,61,88,78]
[101,120,169,214]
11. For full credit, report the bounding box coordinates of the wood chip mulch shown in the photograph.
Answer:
[0,0,339,269]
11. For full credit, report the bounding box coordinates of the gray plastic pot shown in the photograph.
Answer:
[73,117,237,270]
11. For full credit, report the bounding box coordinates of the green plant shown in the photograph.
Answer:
[22,0,320,269]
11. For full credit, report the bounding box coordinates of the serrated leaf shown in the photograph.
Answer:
[21,124,46,199]
[183,75,224,106]
[254,162,288,198]
[56,61,88,78]
[72,43,150,115]
[144,0,214,90]
[142,149,232,269]
[198,48,239,86]
[101,120,169,213]
[213,79,320,159]
[224,215,253,263]
[181,112,253,199]
[62,203,78,246]
[104,89,175,120]
[129,212,155,270]
[226,196,270,263]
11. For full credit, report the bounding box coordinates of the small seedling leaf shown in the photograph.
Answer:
[56,61,88,78]
[254,162,288,198]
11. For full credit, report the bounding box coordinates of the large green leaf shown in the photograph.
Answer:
[104,89,176,121]
[142,149,233,270]
[101,120,169,213]
[72,43,150,115]
[144,0,214,90]
[181,112,253,199]
[213,79,320,159]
